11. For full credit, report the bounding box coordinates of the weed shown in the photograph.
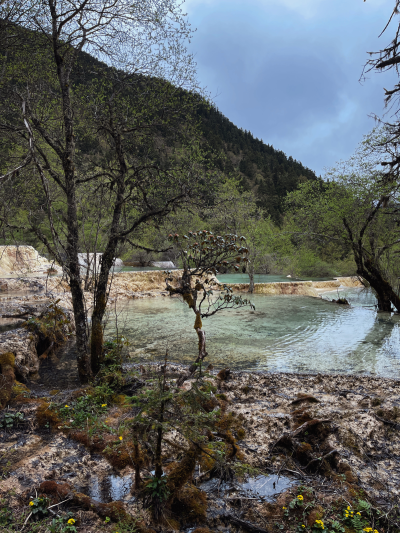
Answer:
[1,411,24,428]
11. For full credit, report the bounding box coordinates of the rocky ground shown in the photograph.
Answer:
[0,365,399,533]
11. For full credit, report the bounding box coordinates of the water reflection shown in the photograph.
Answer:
[104,288,400,377]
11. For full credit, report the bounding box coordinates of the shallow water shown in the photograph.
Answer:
[200,474,295,501]
[216,273,332,284]
[105,288,400,377]
[84,473,134,503]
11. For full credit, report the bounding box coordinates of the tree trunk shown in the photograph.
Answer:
[248,269,255,293]
[176,327,207,387]
[51,27,91,383]
[154,399,165,479]
[360,255,400,312]
[90,125,127,375]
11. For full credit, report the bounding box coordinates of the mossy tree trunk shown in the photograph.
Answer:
[344,218,400,312]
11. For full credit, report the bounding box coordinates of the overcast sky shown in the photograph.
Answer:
[184,0,398,176]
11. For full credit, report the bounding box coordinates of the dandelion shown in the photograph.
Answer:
[282,506,287,510]
[297,495,304,500]
[119,436,123,441]
[29,501,34,506]
[65,405,69,408]
[68,518,76,525]
[102,404,107,407]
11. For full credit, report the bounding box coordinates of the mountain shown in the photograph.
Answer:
[196,103,318,223]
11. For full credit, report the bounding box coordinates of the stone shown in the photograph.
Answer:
[0,328,39,381]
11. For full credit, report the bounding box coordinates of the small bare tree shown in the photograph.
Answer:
[165,230,254,386]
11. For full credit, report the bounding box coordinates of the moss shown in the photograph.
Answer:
[217,368,230,381]
[216,393,228,401]
[12,381,29,398]
[69,430,148,470]
[183,293,194,308]
[167,445,199,496]
[0,360,16,408]
[171,484,207,522]
[237,428,246,439]
[194,312,202,329]
[371,397,382,407]
[36,401,61,428]
[307,506,325,526]
[39,481,71,501]
[0,352,15,368]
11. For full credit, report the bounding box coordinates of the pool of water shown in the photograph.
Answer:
[104,287,400,377]
[216,273,332,284]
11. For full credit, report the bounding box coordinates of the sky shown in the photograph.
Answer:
[184,0,399,176]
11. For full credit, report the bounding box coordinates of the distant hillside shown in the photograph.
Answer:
[196,103,319,223]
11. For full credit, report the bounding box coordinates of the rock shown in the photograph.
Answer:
[0,328,39,381]
[78,253,123,272]
[151,261,176,269]
[0,245,62,276]
[0,282,8,292]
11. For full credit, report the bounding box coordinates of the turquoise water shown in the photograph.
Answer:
[104,288,400,377]
[216,273,332,284]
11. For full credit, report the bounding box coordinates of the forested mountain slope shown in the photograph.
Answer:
[196,103,319,222]
[1,25,318,226]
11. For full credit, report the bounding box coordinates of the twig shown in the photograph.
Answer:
[47,497,72,509]
[20,512,32,531]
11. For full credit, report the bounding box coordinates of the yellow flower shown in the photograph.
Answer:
[374,530,379,533]
[68,518,75,524]
[282,506,287,510]
[347,506,351,510]
[356,512,361,516]
[102,404,107,407]
[297,495,304,500]
[119,436,123,441]
[29,501,34,506]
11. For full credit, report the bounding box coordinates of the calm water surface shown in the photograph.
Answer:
[104,288,400,377]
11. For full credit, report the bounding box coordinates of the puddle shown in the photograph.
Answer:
[200,474,295,501]
[241,474,295,500]
[78,474,134,503]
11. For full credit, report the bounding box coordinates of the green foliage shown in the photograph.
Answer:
[49,513,77,533]
[58,388,111,430]
[28,496,50,516]
[144,474,170,501]
[24,301,72,348]
[1,411,24,429]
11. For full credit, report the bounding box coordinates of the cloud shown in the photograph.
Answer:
[185,0,398,174]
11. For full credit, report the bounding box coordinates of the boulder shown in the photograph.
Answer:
[151,261,176,269]
[0,328,40,381]
[0,245,62,276]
